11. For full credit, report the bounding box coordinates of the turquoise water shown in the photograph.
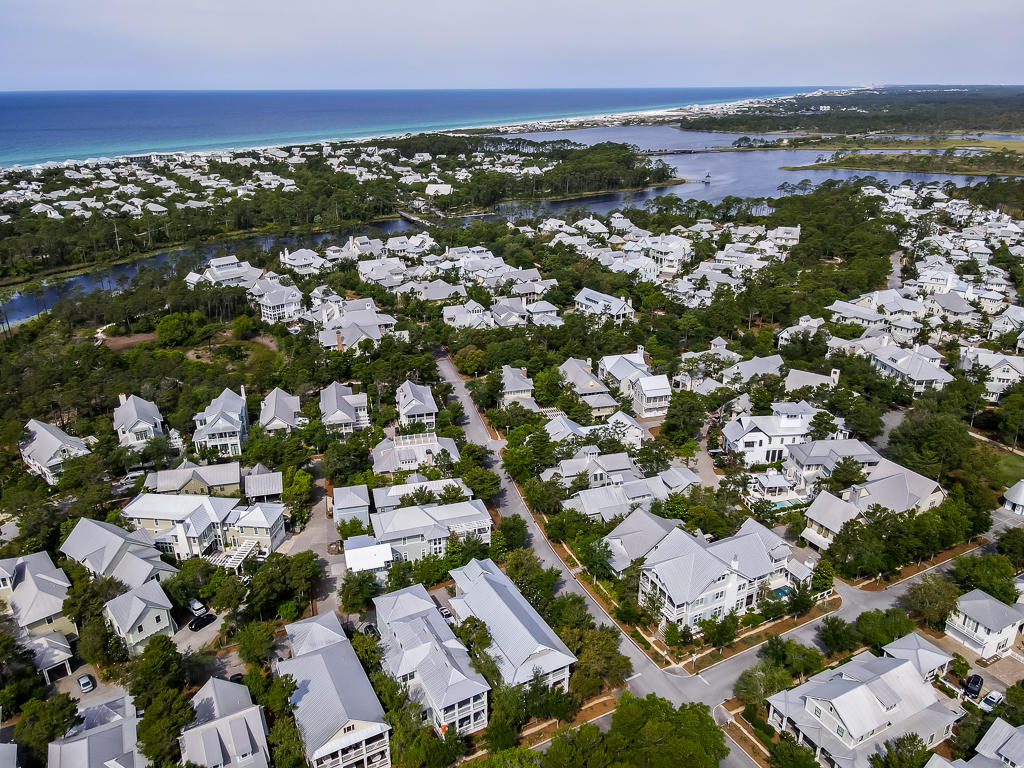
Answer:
[0,87,822,166]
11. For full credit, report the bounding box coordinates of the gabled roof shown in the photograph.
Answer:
[21,419,90,468]
[882,632,952,678]
[113,395,163,432]
[182,678,270,768]
[278,613,388,762]
[0,551,70,626]
[60,517,177,588]
[104,579,172,633]
[603,508,679,573]
[956,589,1024,631]
[449,559,576,686]
[396,380,438,417]
[259,388,302,429]
[374,584,489,710]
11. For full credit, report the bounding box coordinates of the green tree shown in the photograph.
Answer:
[811,560,835,592]
[268,715,307,768]
[129,634,185,710]
[808,410,838,440]
[900,574,960,629]
[700,610,740,650]
[339,570,382,616]
[735,659,793,705]
[868,734,930,768]
[817,615,861,655]
[238,621,276,666]
[997,527,1024,570]
[137,688,195,765]
[950,553,1019,604]
[786,582,815,616]
[661,390,707,446]
[770,732,821,768]
[854,608,915,650]
[14,693,82,767]
[462,466,502,501]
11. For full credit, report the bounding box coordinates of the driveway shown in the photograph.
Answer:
[173,611,225,653]
[53,662,127,707]
[276,459,346,614]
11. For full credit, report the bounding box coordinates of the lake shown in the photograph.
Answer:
[1,126,974,325]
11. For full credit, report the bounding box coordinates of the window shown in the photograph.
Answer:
[836,726,845,738]
[155,615,162,624]
[137,625,144,633]
[813,707,822,718]
[45,616,54,624]
[344,724,356,733]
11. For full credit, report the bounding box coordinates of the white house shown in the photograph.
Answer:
[499,365,536,409]
[574,288,635,324]
[20,419,92,485]
[1004,479,1024,515]
[396,380,438,429]
[722,401,845,466]
[633,374,671,418]
[374,584,490,736]
[179,677,270,768]
[766,651,961,768]
[320,382,370,434]
[103,579,177,656]
[370,500,491,562]
[259,388,307,433]
[333,484,371,525]
[342,535,394,581]
[449,558,576,691]
[113,393,178,450]
[60,517,179,588]
[945,589,1024,659]
[638,518,804,630]
[257,284,303,324]
[371,433,461,475]
[277,613,391,768]
[193,387,248,456]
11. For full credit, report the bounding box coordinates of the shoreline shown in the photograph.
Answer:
[1,87,846,169]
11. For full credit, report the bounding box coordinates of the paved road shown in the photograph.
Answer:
[438,351,1024,767]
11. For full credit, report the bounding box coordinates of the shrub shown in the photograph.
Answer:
[741,613,765,628]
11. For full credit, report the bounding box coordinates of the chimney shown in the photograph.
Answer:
[336,331,343,352]
[830,368,840,385]
[240,385,246,401]
[118,393,127,405]
[730,554,740,571]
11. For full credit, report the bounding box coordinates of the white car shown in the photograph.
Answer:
[979,690,1004,712]
[188,598,208,617]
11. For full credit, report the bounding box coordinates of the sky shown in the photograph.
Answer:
[2,0,1023,91]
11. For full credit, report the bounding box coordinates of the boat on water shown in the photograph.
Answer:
[703,172,712,184]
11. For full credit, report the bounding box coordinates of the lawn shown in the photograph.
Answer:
[992,452,1024,489]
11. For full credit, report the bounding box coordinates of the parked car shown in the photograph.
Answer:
[327,541,343,555]
[189,613,217,631]
[438,606,453,621]
[979,690,1004,712]
[188,599,208,617]
[229,673,245,684]
[77,674,95,693]
[964,674,984,699]
[362,623,378,638]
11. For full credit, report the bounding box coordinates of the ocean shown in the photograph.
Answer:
[0,87,819,166]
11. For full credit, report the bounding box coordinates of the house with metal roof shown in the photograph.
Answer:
[370,500,491,563]
[20,419,93,485]
[320,382,370,434]
[1004,479,1024,516]
[557,358,618,418]
[243,463,283,502]
[638,518,804,630]
[945,589,1024,659]
[396,380,438,429]
[598,349,650,394]
[801,458,945,551]
[784,439,882,498]
[766,651,962,768]
[144,460,241,496]
[602,508,680,576]
[573,288,635,324]
[882,632,952,681]
[372,477,473,514]
[256,284,303,324]
[0,551,75,640]
[371,433,460,476]
[499,365,537,410]
[103,579,176,656]
[60,517,178,588]
[374,584,490,736]
[540,446,641,489]
[259,388,306,433]
[633,374,672,418]
[193,387,248,457]
[722,401,845,467]
[48,694,145,768]
[871,344,954,394]
[343,535,394,580]
[449,558,576,691]
[960,718,1024,768]
[276,613,391,768]
[179,677,270,768]
[113,393,180,450]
